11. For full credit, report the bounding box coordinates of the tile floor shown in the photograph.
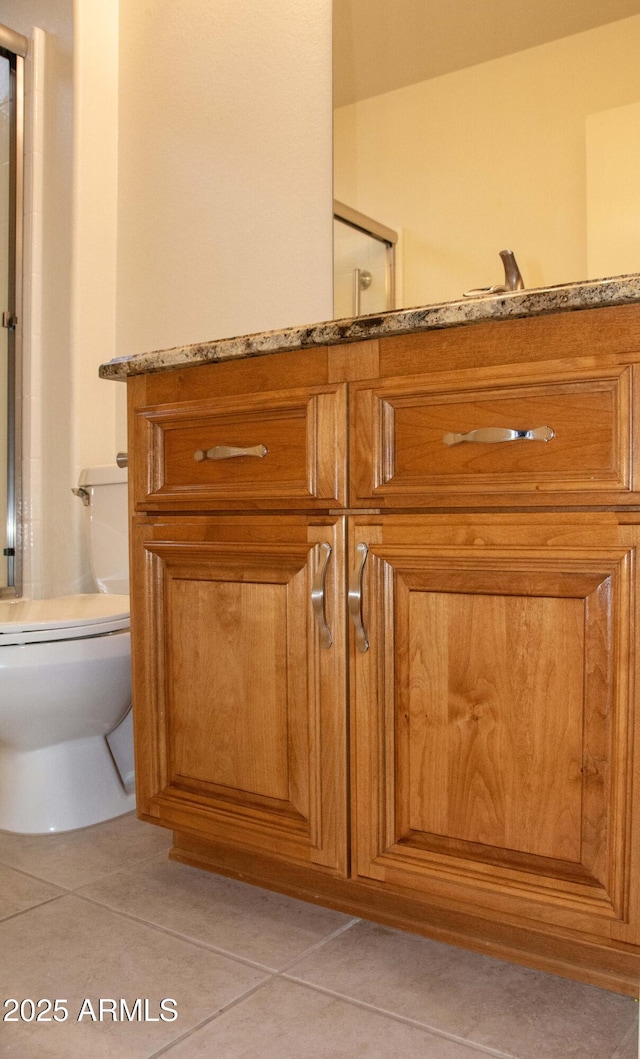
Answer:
[0,812,637,1059]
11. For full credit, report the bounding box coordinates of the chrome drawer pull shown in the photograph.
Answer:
[443,426,554,447]
[348,542,369,653]
[311,542,332,649]
[194,444,268,462]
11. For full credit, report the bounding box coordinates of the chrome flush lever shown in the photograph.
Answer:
[348,542,369,653]
[71,486,90,507]
[311,542,333,649]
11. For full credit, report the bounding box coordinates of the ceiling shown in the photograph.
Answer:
[333,0,640,107]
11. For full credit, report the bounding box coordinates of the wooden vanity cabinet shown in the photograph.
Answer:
[127,307,640,994]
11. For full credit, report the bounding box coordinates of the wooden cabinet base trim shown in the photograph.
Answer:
[168,828,640,996]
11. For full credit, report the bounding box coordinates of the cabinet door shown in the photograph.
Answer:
[349,514,640,939]
[131,515,347,876]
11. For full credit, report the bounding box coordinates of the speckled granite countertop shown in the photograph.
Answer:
[99,274,640,379]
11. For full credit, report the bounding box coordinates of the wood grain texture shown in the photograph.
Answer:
[134,384,347,511]
[377,303,640,377]
[130,515,348,874]
[138,346,331,404]
[351,361,634,507]
[350,514,638,935]
[127,301,640,993]
[327,338,379,382]
[404,589,584,861]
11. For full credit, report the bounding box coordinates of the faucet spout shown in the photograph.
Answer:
[499,249,524,292]
[463,249,525,298]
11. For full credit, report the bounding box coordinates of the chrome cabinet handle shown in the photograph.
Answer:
[194,444,268,462]
[348,542,369,653]
[442,426,554,447]
[311,542,332,649]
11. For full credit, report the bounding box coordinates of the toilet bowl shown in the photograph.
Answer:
[0,465,136,833]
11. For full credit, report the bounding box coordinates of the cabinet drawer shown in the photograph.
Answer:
[351,363,637,507]
[133,384,347,510]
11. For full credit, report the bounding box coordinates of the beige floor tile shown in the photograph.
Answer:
[160,977,493,1058]
[0,811,172,889]
[78,854,357,969]
[0,864,64,920]
[0,893,264,1059]
[0,893,266,1058]
[612,1023,640,1059]
[285,920,637,1059]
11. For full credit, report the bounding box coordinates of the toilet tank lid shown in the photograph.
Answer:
[78,464,127,487]
[0,593,130,633]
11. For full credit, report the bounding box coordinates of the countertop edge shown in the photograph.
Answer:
[99,275,640,380]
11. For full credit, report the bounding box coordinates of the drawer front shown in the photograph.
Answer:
[134,384,346,510]
[351,364,636,506]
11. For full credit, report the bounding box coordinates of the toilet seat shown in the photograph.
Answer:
[0,594,130,645]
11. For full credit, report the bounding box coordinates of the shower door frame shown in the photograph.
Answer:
[333,200,397,316]
[0,23,26,598]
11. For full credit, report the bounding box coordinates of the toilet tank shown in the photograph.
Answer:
[78,465,129,594]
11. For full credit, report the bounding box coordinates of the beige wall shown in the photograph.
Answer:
[71,0,120,486]
[586,100,640,278]
[334,16,640,307]
[116,0,333,361]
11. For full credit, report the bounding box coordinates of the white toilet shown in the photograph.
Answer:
[0,464,135,833]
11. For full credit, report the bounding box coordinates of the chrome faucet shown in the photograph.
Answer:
[463,249,525,297]
[499,249,524,291]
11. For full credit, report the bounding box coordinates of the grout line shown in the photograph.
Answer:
[63,850,174,892]
[0,858,75,890]
[270,916,360,975]
[144,975,280,1059]
[279,975,519,1059]
[0,844,172,895]
[0,891,70,926]
[72,892,304,974]
[609,1016,639,1059]
[145,974,518,1059]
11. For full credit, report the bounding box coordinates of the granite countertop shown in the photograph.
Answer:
[99,274,640,380]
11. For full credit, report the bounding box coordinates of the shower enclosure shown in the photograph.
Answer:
[0,24,25,597]
[333,200,396,319]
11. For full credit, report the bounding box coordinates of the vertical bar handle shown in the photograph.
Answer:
[352,267,372,316]
[311,542,332,649]
[348,542,369,653]
[353,268,362,316]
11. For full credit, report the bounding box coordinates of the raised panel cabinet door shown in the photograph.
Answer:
[349,514,640,939]
[131,515,347,876]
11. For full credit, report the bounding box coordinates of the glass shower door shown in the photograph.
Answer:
[0,28,24,597]
[0,54,10,592]
[333,203,396,320]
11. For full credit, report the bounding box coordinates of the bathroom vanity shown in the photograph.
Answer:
[102,276,640,995]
